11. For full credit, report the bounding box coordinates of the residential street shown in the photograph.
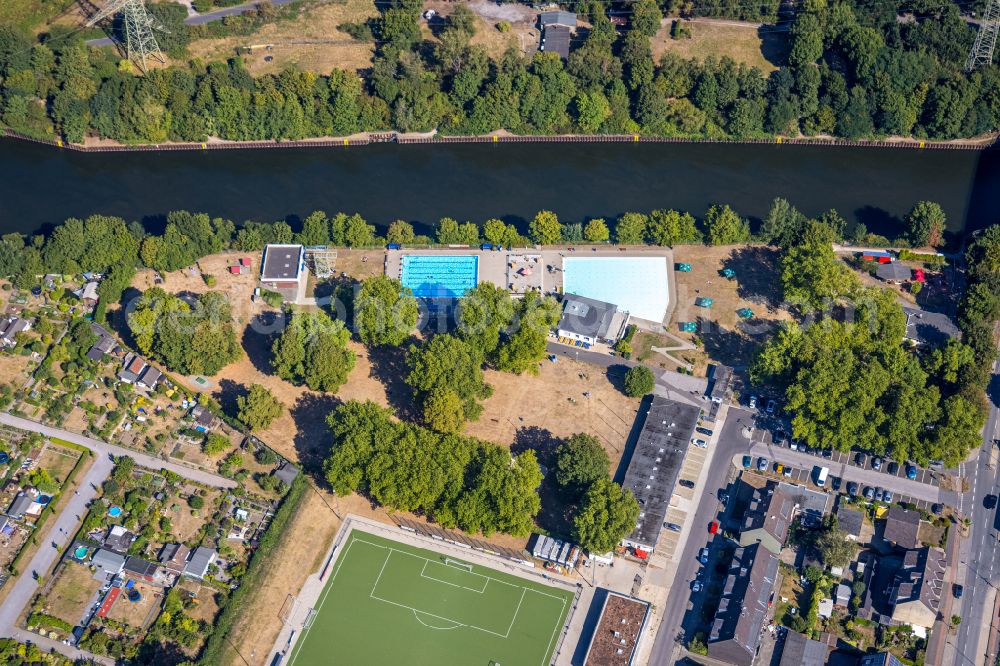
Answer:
[0,412,237,489]
[0,412,235,662]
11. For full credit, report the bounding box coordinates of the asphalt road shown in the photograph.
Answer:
[0,412,235,661]
[0,413,237,489]
[952,360,1000,666]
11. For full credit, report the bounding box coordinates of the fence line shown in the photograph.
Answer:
[3,128,993,153]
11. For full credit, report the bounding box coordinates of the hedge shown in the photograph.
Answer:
[198,474,309,664]
[28,612,73,633]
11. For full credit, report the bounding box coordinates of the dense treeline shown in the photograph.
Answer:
[751,201,999,467]
[1,0,997,145]
[324,400,543,536]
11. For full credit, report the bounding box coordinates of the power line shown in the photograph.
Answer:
[966,0,1000,70]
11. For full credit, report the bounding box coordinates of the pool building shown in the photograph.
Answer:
[557,294,630,346]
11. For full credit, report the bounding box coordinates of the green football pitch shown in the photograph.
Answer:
[287,532,575,666]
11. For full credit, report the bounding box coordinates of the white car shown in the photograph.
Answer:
[748,395,758,409]
[692,438,708,449]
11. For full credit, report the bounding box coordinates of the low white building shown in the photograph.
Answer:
[556,293,629,346]
[260,244,306,299]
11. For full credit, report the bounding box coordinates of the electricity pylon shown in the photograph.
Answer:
[966,0,1000,72]
[86,0,166,72]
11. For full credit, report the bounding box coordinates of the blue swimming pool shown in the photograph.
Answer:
[400,255,479,298]
[563,257,670,322]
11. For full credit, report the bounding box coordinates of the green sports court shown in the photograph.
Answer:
[287,531,575,666]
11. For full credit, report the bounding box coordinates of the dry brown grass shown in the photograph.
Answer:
[44,562,102,626]
[186,0,378,76]
[653,19,786,73]
[36,445,81,485]
[670,244,794,370]
[466,357,640,467]
[167,488,222,542]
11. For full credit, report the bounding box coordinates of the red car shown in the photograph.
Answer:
[708,521,719,535]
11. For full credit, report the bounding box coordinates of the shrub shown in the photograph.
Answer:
[623,365,655,397]
[188,494,204,509]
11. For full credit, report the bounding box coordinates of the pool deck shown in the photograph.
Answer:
[384,245,675,328]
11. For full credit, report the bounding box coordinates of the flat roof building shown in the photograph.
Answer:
[92,548,126,577]
[581,591,650,666]
[621,397,700,553]
[541,25,571,59]
[261,244,306,300]
[902,307,960,347]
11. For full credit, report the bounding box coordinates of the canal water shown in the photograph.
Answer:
[1,138,997,238]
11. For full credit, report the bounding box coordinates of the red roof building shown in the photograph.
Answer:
[913,269,926,283]
[229,266,241,274]
[240,258,251,266]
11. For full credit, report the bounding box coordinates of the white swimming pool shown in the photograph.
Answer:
[563,257,669,322]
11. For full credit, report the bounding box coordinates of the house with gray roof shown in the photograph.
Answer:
[539,10,576,28]
[557,293,629,346]
[902,307,960,347]
[6,493,34,520]
[890,546,946,628]
[92,548,126,577]
[119,352,148,384]
[739,482,795,555]
[876,261,912,283]
[883,506,921,549]
[273,460,300,487]
[836,506,864,541]
[778,630,828,666]
[707,543,780,666]
[0,316,30,349]
[184,546,217,579]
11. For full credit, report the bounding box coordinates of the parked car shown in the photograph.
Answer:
[783,466,792,478]
[887,461,899,475]
[874,487,884,502]
[664,522,682,532]
[954,584,964,598]
[708,521,719,535]
[986,494,998,510]
[679,479,695,489]
[773,430,786,445]
[748,395,758,409]
[696,427,714,437]
[847,482,859,497]
[692,581,703,593]
[757,457,768,471]
[698,548,710,564]
[693,438,708,449]
[822,449,832,459]
[855,452,867,466]
[718,491,730,505]
[766,399,776,414]
[789,440,799,451]
[932,503,944,515]
[872,457,883,471]
[831,476,841,491]
[906,465,918,480]
[742,455,752,469]
[863,486,875,500]
[883,490,893,503]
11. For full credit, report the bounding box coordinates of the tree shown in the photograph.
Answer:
[780,219,859,312]
[761,197,806,246]
[237,385,283,432]
[624,366,655,397]
[407,334,492,426]
[355,275,419,346]
[203,434,229,457]
[906,201,946,248]
[704,204,751,246]
[529,211,562,245]
[647,209,701,246]
[188,495,204,510]
[615,213,648,245]
[815,526,855,568]
[573,477,640,553]
[272,310,356,392]
[386,220,416,245]
[457,282,515,360]
[423,388,466,433]
[583,219,610,243]
[554,433,610,491]
[494,292,561,375]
